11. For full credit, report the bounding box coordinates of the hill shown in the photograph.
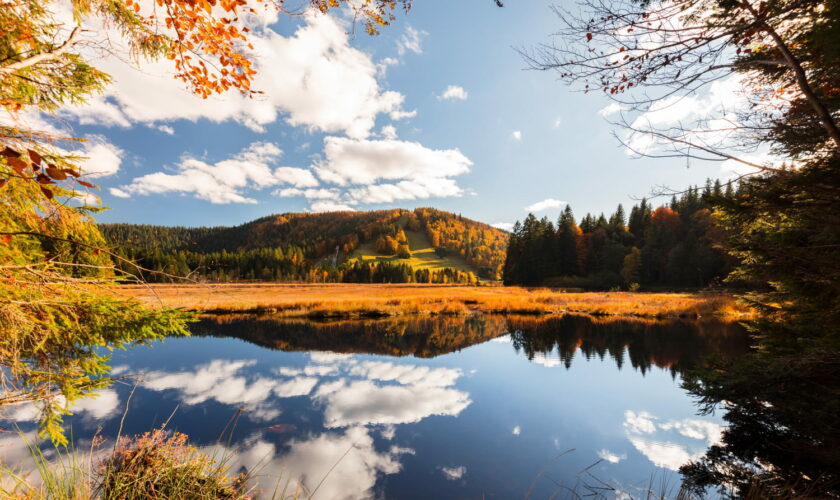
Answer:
[101,208,508,283]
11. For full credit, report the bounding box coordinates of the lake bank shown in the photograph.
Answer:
[112,283,750,320]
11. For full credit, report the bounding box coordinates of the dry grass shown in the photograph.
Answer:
[112,283,751,320]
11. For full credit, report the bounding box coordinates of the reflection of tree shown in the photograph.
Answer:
[508,316,750,377]
[192,315,510,358]
[193,314,749,377]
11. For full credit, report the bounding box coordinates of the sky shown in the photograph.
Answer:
[32,0,745,229]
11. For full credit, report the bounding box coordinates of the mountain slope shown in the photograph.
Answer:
[100,208,507,280]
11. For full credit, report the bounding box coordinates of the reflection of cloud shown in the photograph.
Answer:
[623,410,657,434]
[210,427,412,500]
[626,437,693,471]
[141,360,315,421]
[310,351,354,364]
[315,379,470,428]
[597,449,627,464]
[512,425,521,436]
[8,389,121,423]
[623,410,724,471]
[349,361,461,387]
[531,352,562,368]
[439,465,466,480]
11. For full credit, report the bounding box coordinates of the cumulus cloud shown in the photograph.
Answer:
[64,12,412,139]
[141,359,317,421]
[512,425,522,436]
[315,379,470,428]
[111,142,319,204]
[275,187,340,199]
[526,198,567,212]
[310,200,356,212]
[512,130,522,141]
[314,136,472,186]
[597,449,627,464]
[491,222,514,232]
[623,410,724,471]
[397,26,426,55]
[439,85,468,101]
[379,124,398,140]
[598,102,625,117]
[439,465,466,480]
[9,389,121,423]
[78,140,123,177]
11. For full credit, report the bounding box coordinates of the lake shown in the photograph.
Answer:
[3,315,750,499]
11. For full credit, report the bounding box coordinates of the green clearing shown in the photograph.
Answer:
[348,214,476,275]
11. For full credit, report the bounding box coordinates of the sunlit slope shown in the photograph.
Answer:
[350,225,475,275]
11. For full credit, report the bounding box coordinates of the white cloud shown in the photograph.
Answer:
[112,142,319,204]
[531,352,562,368]
[275,187,340,199]
[380,124,398,140]
[597,449,627,464]
[64,12,412,139]
[349,361,462,388]
[397,26,426,55]
[598,102,625,117]
[8,389,121,423]
[512,425,521,436]
[315,379,470,428]
[492,222,514,232]
[554,117,563,127]
[526,198,566,212]
[623,410,724,471]
[440,465,466,480]
[140,359,317,421]
[313,136,472,187]
[623,410,657,435]
[512,130,522,141]
[310,200,356,212]
[153,124,175,135]
[439,85,468,101]
[78,140,123,177]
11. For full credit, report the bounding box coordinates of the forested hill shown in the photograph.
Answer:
[101,208,508,283]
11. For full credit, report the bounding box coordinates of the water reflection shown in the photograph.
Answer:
[1,314,750,498]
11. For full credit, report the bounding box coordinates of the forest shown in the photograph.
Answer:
[101,208,502,284]
[503,181,737,290]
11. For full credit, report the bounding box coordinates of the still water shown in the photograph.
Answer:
[5,315,750,499]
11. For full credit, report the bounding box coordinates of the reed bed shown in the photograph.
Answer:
[112,284,750,320]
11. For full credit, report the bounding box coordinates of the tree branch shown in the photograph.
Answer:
[0,26,82,76]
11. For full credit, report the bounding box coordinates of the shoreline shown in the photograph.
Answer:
[112,283,751,321]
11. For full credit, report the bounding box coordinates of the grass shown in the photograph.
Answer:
[112,283,751,320]
[0,427,303,500]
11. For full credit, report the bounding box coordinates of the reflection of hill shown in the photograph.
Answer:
[191,314,750,373]
[191,315,510,358]
[508,315,751,376]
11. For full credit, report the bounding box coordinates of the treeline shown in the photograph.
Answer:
[503,180,737,289]
[103,208,506,283]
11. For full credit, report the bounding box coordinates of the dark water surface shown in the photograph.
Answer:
[5,315,750,499]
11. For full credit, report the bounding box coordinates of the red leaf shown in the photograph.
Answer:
[0,179,7,189]
[77,180,96,188]
[7,157,27,174]
[0,234,12,244]
[46,166,67,180]
[27,149,43,166]
[586,33,593,41]
[36,173,54,184]
[0,147,21,159]
[40,186,54,199]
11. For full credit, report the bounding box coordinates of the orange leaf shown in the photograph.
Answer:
[27,149,42,165]
[46,166,67,180]
[0,234,12,244]
[77,180,96,188]
[7,157,27,173]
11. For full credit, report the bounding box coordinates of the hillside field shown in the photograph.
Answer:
[348,213,478,276]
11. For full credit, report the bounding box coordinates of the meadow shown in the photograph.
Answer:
[114,283,749,320]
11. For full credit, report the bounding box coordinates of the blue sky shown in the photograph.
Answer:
[56,1,734,228]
